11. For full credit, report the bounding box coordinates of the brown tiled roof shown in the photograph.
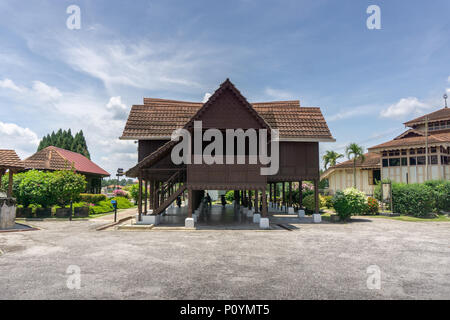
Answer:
[321,153,380,179]
[368,130,450,151]
[404,107,450,127]
[0,150,24,170]
[23,146,110,177]
[121,82,334,141]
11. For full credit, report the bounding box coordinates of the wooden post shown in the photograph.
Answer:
[187,188,193,218]
[0,169,4,190]
[282,182,286,212]
[262,187,267,217]
[289,182,292,207]
[7,170,13,198]
[144,180,148,214]
[254,190,259,213]
[314,179,319,214]
[299,180,303,209]
[269,184,272,204]
[138,171,142,221]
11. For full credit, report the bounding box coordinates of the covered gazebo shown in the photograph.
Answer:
[0,149,24,229]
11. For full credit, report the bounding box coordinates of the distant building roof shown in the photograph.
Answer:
[321,153,380,180]
[404,107,450,127]
[369,130,450,151]
[22,146,110,177]
[0,149,24,170]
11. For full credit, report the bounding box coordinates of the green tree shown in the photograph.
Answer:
[49,170,87,207]
[345,143,365,188]
[323,150,344,169]
[37,129,91,159]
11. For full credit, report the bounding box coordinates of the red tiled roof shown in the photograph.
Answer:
[404,107,450,127]
[0,149,24,170]
[321,153,380,179]
[23,146,109,177]
[121,81,334,141]
[368,130,450,151]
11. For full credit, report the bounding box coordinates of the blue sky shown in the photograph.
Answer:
[0,0,449,175]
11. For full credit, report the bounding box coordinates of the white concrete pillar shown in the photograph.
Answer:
[259,217,269,229]
[185,217,195,228]
[253,213,261,223]
[313,214,322,223]
[288,207,295,214]
[298,210,305,218]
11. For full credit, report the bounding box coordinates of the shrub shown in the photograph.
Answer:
[16,170,53,207]
[365,197,379,215]
[49,170,87,207]
[332,187,367,220]
[79,193,107,204]
[225,190,235,202]
[424,180,450,212]
[129,184,139,204]
[113,197,133,209]
[303,194,326,212]
[89,197,134,215]
[323,195,333,209]
[374,182,433,217]
[113,189,129,198]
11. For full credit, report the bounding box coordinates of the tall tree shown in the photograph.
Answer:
[37,129,91,159]
[323,151,344,169]
[345,143,365,188]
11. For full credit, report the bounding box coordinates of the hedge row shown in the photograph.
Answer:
[374,180,449,217]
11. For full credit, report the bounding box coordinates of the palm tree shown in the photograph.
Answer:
[323,151,344,169]
[345,143,366,188]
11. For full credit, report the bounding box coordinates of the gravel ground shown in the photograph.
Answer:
[0,217,449,300]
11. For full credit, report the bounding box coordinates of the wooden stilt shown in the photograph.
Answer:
[144,180,148,214]
[289,182,292,207]
[188,188,193,218]
[7,170,13,198]
[138,170,142,222]
[282,182,286,212]
[254,189,259,213]
[262,187,267,217]
[314,179,319,214]
[299,180,303,209]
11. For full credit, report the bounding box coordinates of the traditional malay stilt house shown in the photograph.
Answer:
[121,79,334,228]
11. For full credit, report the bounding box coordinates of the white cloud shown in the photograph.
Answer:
[380,97,431,119]
[0,121,40,158]
[32,81,62,101]
[264,87,294,100]
[106,96,129,120]
[202,93,212,103]
[327,105,376,122]
[0,78,23,92]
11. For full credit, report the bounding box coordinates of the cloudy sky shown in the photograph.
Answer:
[0,0,449,176]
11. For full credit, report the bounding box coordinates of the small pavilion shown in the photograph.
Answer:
[0,150,24,197]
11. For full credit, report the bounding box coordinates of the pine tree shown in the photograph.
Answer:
[36,129,91,159]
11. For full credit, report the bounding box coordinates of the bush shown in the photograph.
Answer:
[323,195,333,209]
[303,194,326,212]
[365,197,379,215]
[89,197,134,215]
[113,189,129,198]
[79,193,107,204]
[16,170,53,207]
[225,190,234,202]
[374,182,434,217]
[49,170,87,207]
[424,180,450,212]
[332,188,367,220]
[129,184,139,204]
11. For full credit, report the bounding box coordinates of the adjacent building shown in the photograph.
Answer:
[22,146,110,193]
[322,105,450,195]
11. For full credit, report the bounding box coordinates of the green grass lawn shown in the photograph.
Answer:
[369,214,450,222]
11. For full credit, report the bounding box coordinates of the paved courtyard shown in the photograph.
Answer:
[0,214,449,300]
